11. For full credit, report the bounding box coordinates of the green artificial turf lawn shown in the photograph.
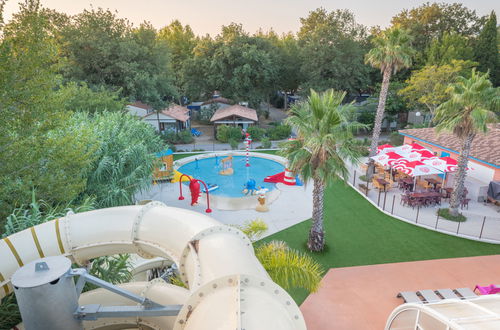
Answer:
[259,180,500,305]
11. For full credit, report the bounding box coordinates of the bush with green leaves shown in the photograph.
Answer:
[246,126,265,141]
[3,193,94,237]
[198,104,218,123]
[216,125,242,142]
[229,138,239,150]
[162,130,194,144]
[260,137,272,149]
[267,124,292,140]
[85,254,132,291]
[73,112,164,208]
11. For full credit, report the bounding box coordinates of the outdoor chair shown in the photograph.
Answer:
[461,198,470,210]
[474,284,500,295]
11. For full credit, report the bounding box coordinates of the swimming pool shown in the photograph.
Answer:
[177,155,285,197]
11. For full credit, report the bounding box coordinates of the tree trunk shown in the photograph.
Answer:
[368,67,392,178]
[449,133,475,216]
[283,91,288,110]
[157,111,161,133]
[308,179,325,252]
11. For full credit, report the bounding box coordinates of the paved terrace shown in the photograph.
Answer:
[347,159,500,243]
[301,255,500,330]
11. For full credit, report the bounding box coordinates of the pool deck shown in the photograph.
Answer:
[300,255,500,330]
[136,153,313,237]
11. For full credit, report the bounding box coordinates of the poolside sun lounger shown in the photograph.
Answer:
[436,289,460,300]
[418,290,441,303]
[454,288,477,299]
[397,291,422,304]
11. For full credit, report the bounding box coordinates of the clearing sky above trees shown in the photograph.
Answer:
[2,0,498,36]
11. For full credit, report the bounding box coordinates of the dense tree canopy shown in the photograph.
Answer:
[474,11,499,86]
[60,8,177,108]
[391,2,485,64]
[298,8,371,96]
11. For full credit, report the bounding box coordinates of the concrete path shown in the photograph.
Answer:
[301,255,500,330]
[135,177,313,239]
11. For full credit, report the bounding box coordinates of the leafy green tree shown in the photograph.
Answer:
[426,32,474,65]
[73,112,164,208]
[183,24,277,108]
[474,11,499,86]
[281,90,365,251]
[434,70,499,216]
[60,8,177,107]
[399,60,476,121]
[298,8,371,96]
[365,27,414,158]
[0,0,95,217]
[392,2,485,63]
[158,20,197,102]
[57,82,126,114]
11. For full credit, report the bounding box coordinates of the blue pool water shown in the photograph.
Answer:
[178,155,284,197]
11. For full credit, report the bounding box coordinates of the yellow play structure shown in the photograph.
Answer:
[219,155,234,176]
[153,149,174,182]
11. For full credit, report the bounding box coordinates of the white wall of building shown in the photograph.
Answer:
[143,113,177,132]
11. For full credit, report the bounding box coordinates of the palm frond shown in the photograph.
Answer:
[255,241,324,293]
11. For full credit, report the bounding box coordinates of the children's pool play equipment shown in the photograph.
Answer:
[172,170,192,183]
[153,149,174,182]
[243,179,258,195]
[178,174,212,213]
[219,155,234,176]
[244,133,252,167]
[255,188,269,212]
[178,155,283,198]
[0,203,306,329]
[264,167,302,186]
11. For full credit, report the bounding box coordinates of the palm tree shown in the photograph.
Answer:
[434,70,499,216]
[281,89,366,252]
[365,27,414,166]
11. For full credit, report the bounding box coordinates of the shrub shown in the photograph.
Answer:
[162,130,194,144]
[389,132,404,146]
[198,104,218,123]
[217,125,242,142]
[229,138,239,150]
[261,137,272,149]
[359,175,368,182]
[437,208,467,222]
[247,126,265,141]
[267,124,292,140]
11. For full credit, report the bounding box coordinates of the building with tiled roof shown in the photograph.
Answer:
[210,104,258,136]
[399,124,500,183]
[127,101,153,117]
[143,105,190,133]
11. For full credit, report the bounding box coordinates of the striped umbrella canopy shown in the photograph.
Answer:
[415,149,436,160]
[371,151,404,166]
[393,160,443,177]
[377,144,395,154]
[422,156,466,172]
[393,143,426,155]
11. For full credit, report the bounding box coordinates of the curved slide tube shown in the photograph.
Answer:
[0,202,306,329]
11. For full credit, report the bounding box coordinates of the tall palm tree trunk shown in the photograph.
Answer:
[308,178,325,252]
[368,67,392,178]
[449,133,475,216]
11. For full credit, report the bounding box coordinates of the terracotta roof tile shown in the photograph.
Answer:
[210,104,258,122]
[399,124,500,166]
[142,104,190,122]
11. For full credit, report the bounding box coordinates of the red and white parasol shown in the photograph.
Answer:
[377,144,395,154]
[393,160,442,177]
[371,151,404,166]
[422,156,470,172]
[415,149,436,160]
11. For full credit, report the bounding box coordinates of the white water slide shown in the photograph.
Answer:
[0,202,306,329]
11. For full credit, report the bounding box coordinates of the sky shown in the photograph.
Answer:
[3,0,499,36]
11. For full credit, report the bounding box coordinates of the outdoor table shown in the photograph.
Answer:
[409,192,442,207]
[400,178,414,191]
[376,178,390,191]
